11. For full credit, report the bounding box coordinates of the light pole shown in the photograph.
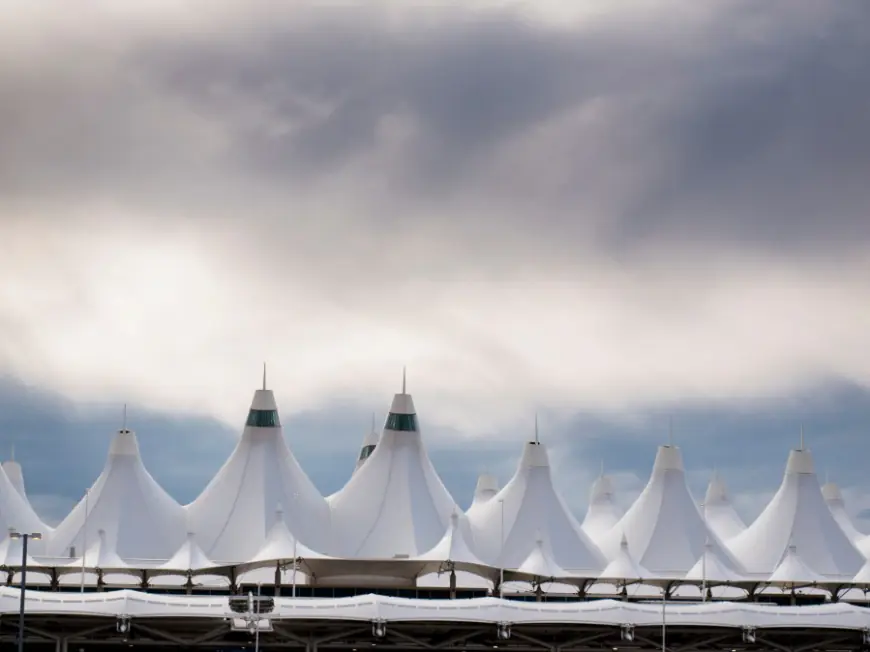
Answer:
[498,498,504,599]
[700,501,707,603]
[291,491,299,598]
[81,487,90,593]
[10,530,42,652]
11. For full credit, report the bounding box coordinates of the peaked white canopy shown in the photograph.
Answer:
[471,474,500,508]
[599,534,648,583]
[600,445,741,577]
[159,533,215,572]
[250,508,326,563]
[66,528,128,570]
[467,440,605,573]
[2,459,27,500]
[353,418,380,474]
[685,541,744,583]
[0,532,43,568]
[48,428,186,561]
[768,544,825,586]
[729,448,863,578]
[581,473,623,544]
[821,482,866,544]
[703,472,746,541]
[187,388,331,562]
[852,558,870,585]
[0,460,47,546]
[329,386,462,558]
[514,533,576,581]
[416,511,485,566]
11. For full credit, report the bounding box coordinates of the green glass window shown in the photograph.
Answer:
[359,444,376,461]
[246,409,281,428]
[385,413,417,432]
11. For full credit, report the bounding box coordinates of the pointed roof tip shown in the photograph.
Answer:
[122,402,128,431]
[534,412,539,444]
[263,362,267,390]
[402,365,407,394]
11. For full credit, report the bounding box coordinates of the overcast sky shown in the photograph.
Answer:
[1,0,869,526]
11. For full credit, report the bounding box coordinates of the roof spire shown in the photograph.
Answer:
[402,366,407,394]
[122,403,127,431]
[263,362,267,390]
[534,413,539,444]
[799,424,804,451]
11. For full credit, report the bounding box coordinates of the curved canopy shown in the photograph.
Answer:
[187,387,331,562]
[329,386,461,558]
[729,448,863,578]
[581,473,623,544]
[599,445,741,577]
[48,428,186,561]
[703,472,746,541]
[467,440,604,573]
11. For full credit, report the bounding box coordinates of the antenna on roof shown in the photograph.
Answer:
[263,362,267,390]
[799,424,804,451]
[402,366,407,394]
[534,413,539,444]
[122,403,127,431]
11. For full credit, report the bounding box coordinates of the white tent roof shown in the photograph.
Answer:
[159,533,215,572]
[821,482,866,544]
[852,558,870,585]
[0,531,44,568]
[581,473,623,544]
[329,385,462,558]
[599,533,647,582]
[66,528,128,569]
[703,472,746,541]
[250,508,326,563]
[685,541,744,583]
[768,544,825,585]
[353,416,380,474]
[599,445,741,577]
[48,428,186,561]
[470,473,499,508]
[416,510,485,565]
[467,439,605,573]
[515,532,574,580]
[2,457,27,500]
[187,387,331,563]
[728,448,863,578]
[0,458,48,544]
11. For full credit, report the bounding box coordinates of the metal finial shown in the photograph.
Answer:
[534,413,539,444]
[263,362,267,390]
[402,366,407,394]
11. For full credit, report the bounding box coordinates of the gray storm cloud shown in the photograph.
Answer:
[0,0,868,430]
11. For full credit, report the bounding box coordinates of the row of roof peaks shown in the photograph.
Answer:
[1,380,867,587]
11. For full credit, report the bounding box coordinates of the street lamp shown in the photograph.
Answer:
[9,530,42,652]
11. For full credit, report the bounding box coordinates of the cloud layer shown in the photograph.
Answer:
[1,0,869,439]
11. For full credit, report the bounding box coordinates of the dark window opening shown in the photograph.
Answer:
[246,409,281,428]
[359,444,377,461]
[385,412,418,432]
